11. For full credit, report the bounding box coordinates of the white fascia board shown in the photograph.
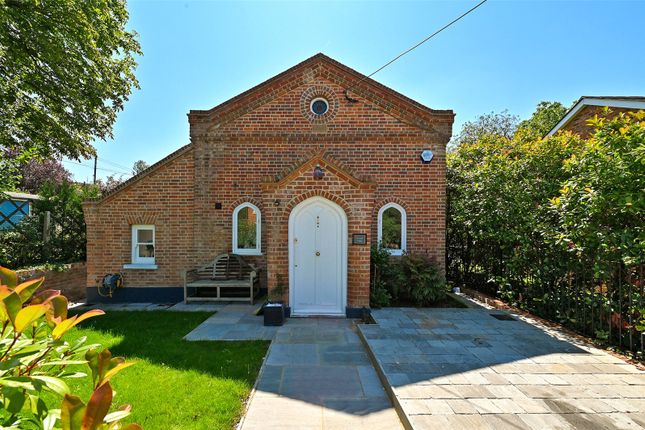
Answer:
[546,97,645,137]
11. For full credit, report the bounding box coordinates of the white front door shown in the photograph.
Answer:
[289,197,347,316]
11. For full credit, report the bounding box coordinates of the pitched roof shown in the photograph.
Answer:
[84,143,193,205]
[546,96,645,137]
[189,53,454,129]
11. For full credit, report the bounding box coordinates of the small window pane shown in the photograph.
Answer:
[237,206,257,249]
[382,207,402,249]
[311,99,328,115]
[137,244,155,258]
[137,229,153,243]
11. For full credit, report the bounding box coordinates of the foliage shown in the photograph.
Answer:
[369,246,393,307]
[0,0,141,162]
[0,266,139,430]
[68,311,269,429]
[18,157,72,194]
[550,110,645,265]
[396,254,446,305]
[236,208,257,249]
[0,182,99,268]
[381,207,402,250]
[0,149,26,192]
[131,161,149,177]
[516,101,569,140]
[450,110,518,149]
[96,175,126,194]
[370,246,446,307]
[447,107,645,354]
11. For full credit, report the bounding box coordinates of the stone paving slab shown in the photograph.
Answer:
[183,303,280,340]
[240,318,403,429]
[358,306,645,429]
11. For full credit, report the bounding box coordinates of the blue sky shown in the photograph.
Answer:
[65,0,645,182]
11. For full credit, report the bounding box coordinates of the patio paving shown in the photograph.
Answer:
[358,307,645,430]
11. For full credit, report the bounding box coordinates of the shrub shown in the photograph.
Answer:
[397,254,447,305]
[369,246,394,307]
[0,182,100,268]
[0,266,140,430]
[370,245,446,307]
[447,108,645,354]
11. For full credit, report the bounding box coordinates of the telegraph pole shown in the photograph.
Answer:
[93,155,97,184]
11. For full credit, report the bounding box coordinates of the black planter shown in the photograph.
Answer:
[263,302,285,326]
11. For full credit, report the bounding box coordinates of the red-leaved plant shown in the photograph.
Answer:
[0,266,141,429]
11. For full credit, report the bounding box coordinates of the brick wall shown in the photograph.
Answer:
[562,105,636,138]
[83,55,454,308]
[83,147,195,290]
[17,262,86,303]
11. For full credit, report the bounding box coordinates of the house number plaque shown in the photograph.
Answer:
[352,233,367,245]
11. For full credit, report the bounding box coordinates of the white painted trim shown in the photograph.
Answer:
[310,97,329,115]
[131,224,155,265]
[377,203,407,256]
[546,97,645,137]
[122,264,158,270]
[288,196,348,316]
[232,202,262,256]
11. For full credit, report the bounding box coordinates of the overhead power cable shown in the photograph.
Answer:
[344,0,488,102]
[61,159,130,175]
[98,157,132,172]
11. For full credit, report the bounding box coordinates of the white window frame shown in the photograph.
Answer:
[232,203,262,256]
[125,224,157,269]
[377,203,407,256]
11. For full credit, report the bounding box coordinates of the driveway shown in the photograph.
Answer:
[358,307,645,430]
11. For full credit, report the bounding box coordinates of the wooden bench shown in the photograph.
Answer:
[181,253,260,303]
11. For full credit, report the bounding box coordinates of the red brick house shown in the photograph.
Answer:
[82,54,454,316]
[546,96,645,139]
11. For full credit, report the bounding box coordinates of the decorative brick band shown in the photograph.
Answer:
[300,85,339,124]
[283,190,352,222]
[125,213,158,225]
[374,197,410,213]
[228,197,264,213]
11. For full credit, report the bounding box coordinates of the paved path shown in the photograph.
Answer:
[184,305,402,428]
[239,318,403,430]
[358,307,645,430]
[184,303,279,340]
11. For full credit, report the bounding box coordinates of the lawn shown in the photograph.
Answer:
[67,311,269,430]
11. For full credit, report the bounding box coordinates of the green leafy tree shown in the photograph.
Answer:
[131,160,149,176]
[516,101,569,140]
[0,0,141,163]
[450,110,518,149]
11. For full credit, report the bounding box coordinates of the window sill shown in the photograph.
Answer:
[123,264,158,270]
[232,250,263,256]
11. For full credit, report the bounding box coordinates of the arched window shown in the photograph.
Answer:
[377,203,406,256]
[232,203,261,255]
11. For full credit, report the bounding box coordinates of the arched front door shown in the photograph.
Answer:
[288,197,347,316]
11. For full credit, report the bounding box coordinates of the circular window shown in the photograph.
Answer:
[310,98,329,116]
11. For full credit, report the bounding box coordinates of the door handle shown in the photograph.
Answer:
[315,251,320,256]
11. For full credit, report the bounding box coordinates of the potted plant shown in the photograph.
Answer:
[264,276,286,326]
